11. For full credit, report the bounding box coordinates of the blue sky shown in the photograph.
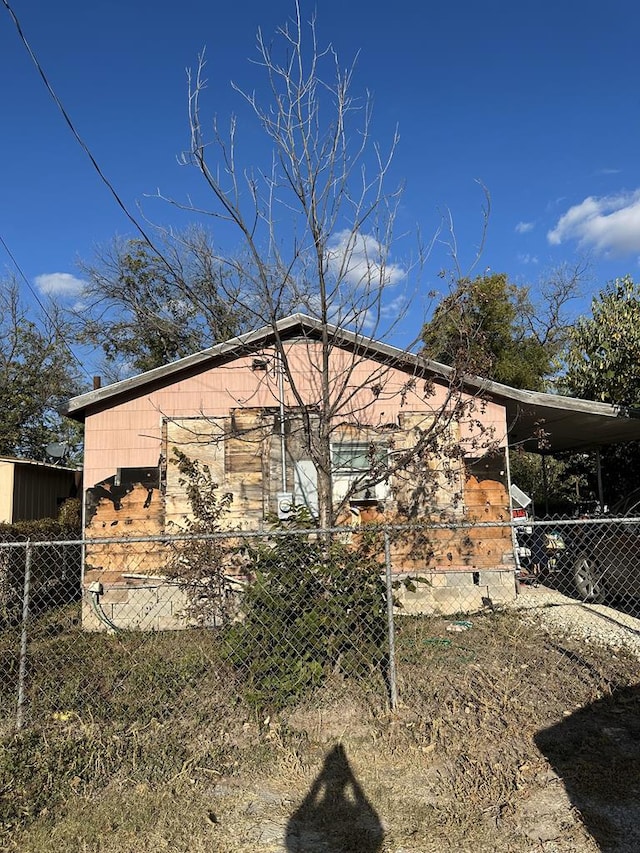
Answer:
[2,0,640,380]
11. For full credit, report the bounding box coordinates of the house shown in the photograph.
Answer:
[0,457,80,524]
[66,314,640,630]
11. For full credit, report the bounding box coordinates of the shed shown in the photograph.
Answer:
[0,457,80,524]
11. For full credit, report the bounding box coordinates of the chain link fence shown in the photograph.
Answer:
[2,516,640,731]
[512,512,640,653]
[4,518,640,853]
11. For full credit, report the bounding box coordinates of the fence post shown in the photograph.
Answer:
[16,539,33,730]
[384,530,398,711]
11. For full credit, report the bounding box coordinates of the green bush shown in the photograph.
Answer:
[225,525,388,709]
[0,500,82,626]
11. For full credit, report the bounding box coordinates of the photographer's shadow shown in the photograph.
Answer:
[535,683,640,851]
[286,743,383,852]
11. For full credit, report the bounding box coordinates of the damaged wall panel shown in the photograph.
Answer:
[392,412,465,520]
[85,469,162,536]
[164,417,226,528]
[84,468,165,603]
[164,412,269,529]
[225,409,270,525]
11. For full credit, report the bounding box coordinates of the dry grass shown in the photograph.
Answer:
[2,607,638,852]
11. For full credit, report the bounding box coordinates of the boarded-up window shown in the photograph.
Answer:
[164,411,270,529]
[226,410,265,476]
[164,417,226,529]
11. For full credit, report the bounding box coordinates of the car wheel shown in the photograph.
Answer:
[573,555,605,603]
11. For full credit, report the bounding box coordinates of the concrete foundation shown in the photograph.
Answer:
[394,569,517,616]
[82,576,190,632]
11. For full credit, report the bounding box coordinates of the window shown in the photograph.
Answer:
[332,442,389,473]
[331,442,389,502]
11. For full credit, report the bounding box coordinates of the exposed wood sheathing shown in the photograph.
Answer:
[392,412,465,519]
[164,417,225,528]
[225,409,270,525]
[164,412,269,529]
[85,480,164,580]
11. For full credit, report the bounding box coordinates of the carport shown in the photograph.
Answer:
[481,382,640,512]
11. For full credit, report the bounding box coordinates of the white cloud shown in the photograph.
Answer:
[326,230,406,287]
[380,294,407,318]
[515,221,535,234]
[517,253,539,265]
[548,190,640,254]
[546,196,567,212]
[35,272,86,298]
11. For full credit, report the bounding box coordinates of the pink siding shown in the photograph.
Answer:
[83,342,507,487]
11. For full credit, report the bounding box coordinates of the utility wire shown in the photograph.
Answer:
[1,0,173,270]
[0,233,93,380]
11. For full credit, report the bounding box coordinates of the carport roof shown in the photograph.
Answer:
[486,383,640,454]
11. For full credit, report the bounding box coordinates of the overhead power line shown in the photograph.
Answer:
[1,0,173,269]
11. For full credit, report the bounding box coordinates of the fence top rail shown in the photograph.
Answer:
[0,514,639,549]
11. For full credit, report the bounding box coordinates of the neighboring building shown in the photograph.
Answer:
[0,457,80,524]
[66,314,640,630]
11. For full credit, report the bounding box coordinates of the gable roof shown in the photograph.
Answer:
[66,313,452,416]
[66,313,640,454]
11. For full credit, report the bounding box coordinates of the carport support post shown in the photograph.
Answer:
[596,447,605,511]
[16,540,32,731]
[384,530,398,711]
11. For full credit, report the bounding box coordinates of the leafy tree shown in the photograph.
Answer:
[564,275,640,503]
[565,275,640,404]
[75,228,251,378]
[508,450,594,516]
[421,269,590,511]
[421,269,581,391]
[0,279,81,461]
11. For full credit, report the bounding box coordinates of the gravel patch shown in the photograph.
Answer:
[509,584,640,655]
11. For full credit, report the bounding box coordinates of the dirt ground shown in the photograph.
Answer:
[4,603,640,853]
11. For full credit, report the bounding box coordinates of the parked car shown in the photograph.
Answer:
[567,489,640,603]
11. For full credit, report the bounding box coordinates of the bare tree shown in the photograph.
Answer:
[526,260,590,380]
[157,4,496,526]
